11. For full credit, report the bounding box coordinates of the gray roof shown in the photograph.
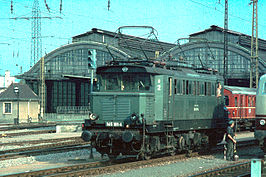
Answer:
[72,28,176,57]
[0,83,39,101]
[190,25,266,50]
[224,85,257,95]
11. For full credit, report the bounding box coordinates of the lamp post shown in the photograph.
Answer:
[14,86,19,125]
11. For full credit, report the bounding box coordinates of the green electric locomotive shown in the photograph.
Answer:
[81,60,226,159]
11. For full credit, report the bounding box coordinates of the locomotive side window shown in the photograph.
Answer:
[204,82,207,95]
[193,81,196,95]
[196,81,200,95]
[179,80,183,95]
[183,80,186,95]
[264,83,266,94]
[200,82,205,96]
[174,79,177,94]
[207,82,211,96]
[186,80,192,95]
[174,79,182,95]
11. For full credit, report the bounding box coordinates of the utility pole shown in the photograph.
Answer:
[250,0,259,88]
[223,0,228,85]
[40,57,45,120]
[31,0,42,68]
[10,0,62,119]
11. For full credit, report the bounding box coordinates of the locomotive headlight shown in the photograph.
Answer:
[89,113,98,121]
[260,119,265,126]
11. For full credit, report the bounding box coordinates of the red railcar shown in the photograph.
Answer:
[224,86,256,130]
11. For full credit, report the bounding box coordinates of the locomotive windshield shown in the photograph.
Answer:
[97,73,152,92]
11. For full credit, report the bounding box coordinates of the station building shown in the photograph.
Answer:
[18,26,266,113]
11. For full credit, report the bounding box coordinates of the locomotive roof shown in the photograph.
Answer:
[224,85,256,95]
[97,64,221,81]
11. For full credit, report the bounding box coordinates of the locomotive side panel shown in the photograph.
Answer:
[159,74,225,131]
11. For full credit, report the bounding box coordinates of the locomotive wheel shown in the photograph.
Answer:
[137,152,151,160]
[143,153,151,160]
[186,150,193,157]
[170,150,176,156]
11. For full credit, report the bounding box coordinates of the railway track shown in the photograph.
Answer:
[0,136,81,146]
[0,130,56,138]
[0,139,88,161]
[189,160,252,177]
[0,123,56,131]
[3,152,199,177]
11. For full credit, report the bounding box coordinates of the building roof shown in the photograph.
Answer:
[189,25,266,50]
[72,28,174,45]
[224,85,257,95]
[190,25,242,37]
[0,83,39,101]
[72,27,176,55]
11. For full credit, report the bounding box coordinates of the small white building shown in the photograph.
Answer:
[0,70,16,88]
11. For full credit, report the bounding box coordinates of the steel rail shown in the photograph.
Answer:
[188,160,251,177]
[3,153,199,177]
[0,141,89,161]
[0,136,81,146]
[0,130,56,138]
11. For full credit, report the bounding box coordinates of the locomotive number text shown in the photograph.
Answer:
[105,122,123,127]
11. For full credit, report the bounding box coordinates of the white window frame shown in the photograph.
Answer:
[3,102,12,114]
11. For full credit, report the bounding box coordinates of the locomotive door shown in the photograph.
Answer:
[167,77,174,120]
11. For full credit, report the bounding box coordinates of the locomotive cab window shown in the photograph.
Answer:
[99,73,151,92]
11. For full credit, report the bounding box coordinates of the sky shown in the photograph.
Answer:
[0,0,265,76]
